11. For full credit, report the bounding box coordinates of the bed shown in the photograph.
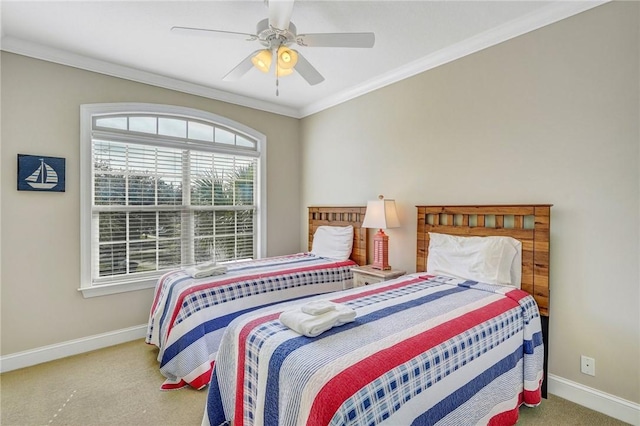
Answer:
[203,204,551,426]
[146,206,368,390]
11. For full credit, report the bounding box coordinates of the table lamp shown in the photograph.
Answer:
[362,195,400,270]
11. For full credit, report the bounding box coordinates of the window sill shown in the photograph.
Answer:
[78,278,157,298]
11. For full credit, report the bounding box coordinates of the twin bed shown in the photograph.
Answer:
[146,204,551,426]
[146,206,368,390]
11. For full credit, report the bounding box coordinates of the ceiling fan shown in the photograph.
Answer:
[171,0,375,92]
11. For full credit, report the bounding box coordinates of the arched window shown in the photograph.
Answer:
[80,103,266,297]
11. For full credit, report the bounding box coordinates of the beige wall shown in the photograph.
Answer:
[0,53,301,354]
[301,2,639,404]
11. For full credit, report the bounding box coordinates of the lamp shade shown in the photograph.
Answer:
[362,197,400,230]
[251,49,272,73]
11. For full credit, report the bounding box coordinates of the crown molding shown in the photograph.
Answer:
[298,0,608,118]
[0,36,301,118]
[1,1,607,120]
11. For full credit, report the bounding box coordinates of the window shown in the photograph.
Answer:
[80,103,266,297]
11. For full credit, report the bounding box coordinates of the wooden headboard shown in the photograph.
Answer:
[416,205,551,316]
[308,206,368,266]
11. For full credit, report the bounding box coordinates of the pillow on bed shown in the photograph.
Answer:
[510,242,522,289]
[427,233,521,287]
[311,225,354,261]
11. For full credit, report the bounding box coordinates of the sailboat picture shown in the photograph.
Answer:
[17,154,65,192]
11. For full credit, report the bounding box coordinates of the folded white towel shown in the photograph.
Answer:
[184,263,228,279]
[194,261,217,271]
[279,304,356,337]
[301,300,337,316]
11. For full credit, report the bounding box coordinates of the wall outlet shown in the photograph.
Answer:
[581,355,595,376]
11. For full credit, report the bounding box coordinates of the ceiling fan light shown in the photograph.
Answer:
[251,49,272,73]
[276,67,294,77]
[277,46,298,70]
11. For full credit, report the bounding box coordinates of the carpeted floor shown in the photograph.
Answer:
[0,339,630,425]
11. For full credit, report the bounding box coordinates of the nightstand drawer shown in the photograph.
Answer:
[351,266,405,288]
[353,273,385,287]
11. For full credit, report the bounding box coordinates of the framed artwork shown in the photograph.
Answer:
[17,154,66,192]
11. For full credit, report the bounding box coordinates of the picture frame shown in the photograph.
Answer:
[17,154,66,192]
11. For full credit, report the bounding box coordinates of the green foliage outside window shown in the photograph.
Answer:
[96,161,255,277]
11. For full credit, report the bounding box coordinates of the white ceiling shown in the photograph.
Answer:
[1,1,606,118]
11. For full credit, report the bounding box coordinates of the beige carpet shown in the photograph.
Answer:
[0,339,630,425]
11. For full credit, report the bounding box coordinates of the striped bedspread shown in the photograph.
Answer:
[203,273,544,426]
[146,253,356,390]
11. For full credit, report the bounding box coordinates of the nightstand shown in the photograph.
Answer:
[351,265,406,288]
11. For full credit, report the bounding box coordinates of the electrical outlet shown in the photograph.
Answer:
[581,355,595,376]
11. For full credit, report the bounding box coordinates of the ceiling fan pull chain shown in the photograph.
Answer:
[276,51,280,96]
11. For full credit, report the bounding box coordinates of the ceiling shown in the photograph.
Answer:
[1,1,605,118]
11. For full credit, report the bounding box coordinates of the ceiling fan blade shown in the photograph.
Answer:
[268,0,295,31]
[296,32,375,48]
[293,51,324,86]
[171,26,257,41]
[222,50,262,81]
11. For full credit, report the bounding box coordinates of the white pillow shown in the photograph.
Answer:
[510,241,522,289]
[310,225,354,261]
[427,233,520,287]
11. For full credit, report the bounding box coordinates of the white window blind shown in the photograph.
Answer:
[80,104,265,297]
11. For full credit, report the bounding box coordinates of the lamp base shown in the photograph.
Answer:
[370,229,391,270]
[370,264,392,271]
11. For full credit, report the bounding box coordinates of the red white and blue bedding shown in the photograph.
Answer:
[146,253,356,390]
[203,273,544,426]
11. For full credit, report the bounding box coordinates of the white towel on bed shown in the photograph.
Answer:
[300,300,338,316]
[279,304,356,337]
[184,262,228,279]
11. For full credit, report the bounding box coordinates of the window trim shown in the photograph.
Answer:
[79,103,267,298]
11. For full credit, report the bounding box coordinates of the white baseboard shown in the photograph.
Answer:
[0,324,147,373]
[549,374,640,425]
[2,332,639,426]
